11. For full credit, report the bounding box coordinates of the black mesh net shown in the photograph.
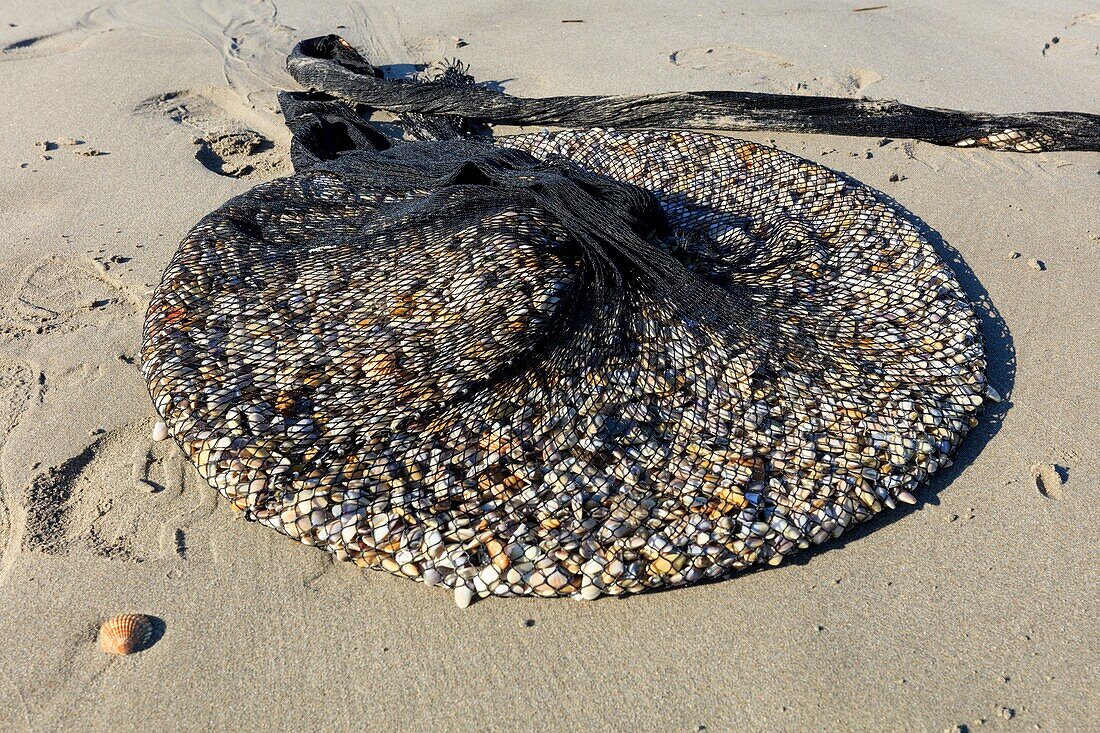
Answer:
[141,36,987,606]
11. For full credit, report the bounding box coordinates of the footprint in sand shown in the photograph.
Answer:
[1042,12,1100,60]
[668,45,882,97]
[21,422,218,563]
[1032,462,1070,500]
[1,28,98,62]
[2,257,135,335]
[136,88,289,178]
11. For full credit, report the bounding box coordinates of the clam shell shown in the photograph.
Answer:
[98,613,153,655]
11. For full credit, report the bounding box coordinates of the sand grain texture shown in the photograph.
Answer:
[0,1,1097,731]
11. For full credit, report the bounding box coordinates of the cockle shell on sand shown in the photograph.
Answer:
[98,613,154,655]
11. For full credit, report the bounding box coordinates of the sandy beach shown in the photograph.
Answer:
[0,1,1097,730]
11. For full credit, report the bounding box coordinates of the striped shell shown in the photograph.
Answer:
[98,613,153,655]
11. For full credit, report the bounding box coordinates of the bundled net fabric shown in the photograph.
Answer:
[141,36,988,606]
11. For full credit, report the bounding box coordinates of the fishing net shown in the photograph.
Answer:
[141,35,987,606]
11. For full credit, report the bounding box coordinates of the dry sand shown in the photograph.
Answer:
[1,1,1097,731]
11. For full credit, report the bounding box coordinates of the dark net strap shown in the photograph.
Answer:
[284,34,1100,153]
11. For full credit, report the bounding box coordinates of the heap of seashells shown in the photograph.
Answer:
[142,129,988,607]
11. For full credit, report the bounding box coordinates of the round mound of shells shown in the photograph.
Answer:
[141,128,987,606]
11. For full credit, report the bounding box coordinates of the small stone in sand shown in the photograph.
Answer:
[888,172,906,182]
[152,421,169,441]
[998,707,1015,720]
[1007,251,1020,259]
[1028,258,1044,271]
[58,136,81,146]
[77,148,104,156]
[454,585,474,609]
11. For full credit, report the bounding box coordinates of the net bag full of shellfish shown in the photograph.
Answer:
[141,35,991,607]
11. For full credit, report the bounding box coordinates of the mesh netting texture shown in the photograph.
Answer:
[141,37,987,606]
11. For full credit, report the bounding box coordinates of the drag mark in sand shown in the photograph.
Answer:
[0,3,115,62]
[0,357,34,589]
